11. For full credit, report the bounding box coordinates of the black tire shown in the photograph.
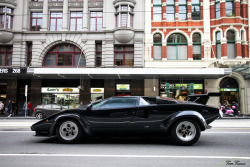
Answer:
[35,112,43,119]
[170,119,201,146]
[56,119,83,144]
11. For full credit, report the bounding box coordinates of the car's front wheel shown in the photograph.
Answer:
[56,119,83,144]
[35,112,43,119]
[171,119,201,146]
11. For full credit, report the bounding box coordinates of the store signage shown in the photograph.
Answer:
[220,88,239,92]
[116,84,130,91]
[91,88,104,94]
[171,84,203,90]
[0,68,26,74]
[42,87,79,93]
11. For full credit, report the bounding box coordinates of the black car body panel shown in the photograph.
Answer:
[31,96,220,144]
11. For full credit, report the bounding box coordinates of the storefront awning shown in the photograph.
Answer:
[26,68,232,79]
[232,65,250,79]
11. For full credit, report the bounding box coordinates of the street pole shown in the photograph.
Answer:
[25,85,28,117]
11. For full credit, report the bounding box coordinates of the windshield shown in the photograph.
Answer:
[92,99,107,109]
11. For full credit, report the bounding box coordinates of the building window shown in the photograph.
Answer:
[90,12,102,31]
[114,46,134,67]
[227,30,235,59]
[70,0,83,1]
[192,0,200,20]
[240,0,243,17]
[31,0,44,2]
[153,33,162,60]
[166,0,175,21]
[167,33,187,60]
[215,0,220,19]
[179,0,187,20]
[226,0,235,17]
[0,46,12,66]
[70,12,82,31]
[153,0,162,21]
[216,31,221,59]
[192,33,201,60]
[95,42,102,67]
[27,43,32,67]
[115,5,134,28]
[50,12,62,31]
[43,44,85,67]
[31,12,42,31]
[0,6,13,30]
[51,0,63,2]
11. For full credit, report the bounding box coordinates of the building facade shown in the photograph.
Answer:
[145,0,250,115]
[0,0,145,114]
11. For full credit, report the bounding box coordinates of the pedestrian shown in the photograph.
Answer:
[11,100,16,117]
[27,101,32,116]
[23,101,27,116]
[79,101,84,108]
[0,101,4,115]
[223,99,230,109]
[7,100,12,117]
[232,101,239,116]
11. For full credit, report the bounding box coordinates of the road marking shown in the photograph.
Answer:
[0,154,249,159]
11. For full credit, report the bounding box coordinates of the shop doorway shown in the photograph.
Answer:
[219,77,240,110]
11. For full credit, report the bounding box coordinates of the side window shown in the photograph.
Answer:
[44,105,52,109]
[101,98,137,109]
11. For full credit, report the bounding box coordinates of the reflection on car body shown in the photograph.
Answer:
[33,104,66,119]
[31,95,221,145]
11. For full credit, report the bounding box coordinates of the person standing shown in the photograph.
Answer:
[7,100,12,117]
[11,100,16,117]
[23,101,27,116]
[232,101,239,116]
[0,101,4,115]
[27,101,32,116]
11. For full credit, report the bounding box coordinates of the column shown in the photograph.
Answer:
[62,0,69,31]
[41,0,49,31]
[145,0,152,60]
[248,0,250,58]
[236,40,242,58]
[235,0,241,17]
[82,0,88,31]
[30,79,41,114]
[203,0,211,59]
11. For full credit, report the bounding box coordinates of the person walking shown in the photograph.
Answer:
[11,100,16,117]
[7,100,12,117]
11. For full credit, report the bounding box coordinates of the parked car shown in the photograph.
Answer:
[31,95,222,145]
[33,104,66,119]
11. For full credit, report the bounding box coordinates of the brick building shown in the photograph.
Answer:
[145,0,250,115]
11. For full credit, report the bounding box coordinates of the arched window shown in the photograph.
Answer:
[216,31,221,59]
[227,30,235,59]
[215,0,220,19]
[179,0,187,20]
[192,33,201,60]
[43,43,85,67]
[167,33,187,60]
[0,6,13,30]
[226,0,235,17]
[153,33,162,60]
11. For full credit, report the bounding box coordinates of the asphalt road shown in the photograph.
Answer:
[0,119,250,167]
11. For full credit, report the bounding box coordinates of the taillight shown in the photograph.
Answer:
[34,107,36,111]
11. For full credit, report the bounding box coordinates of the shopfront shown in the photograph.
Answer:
[41,87,80,109]
[116,84,131,96]
[91,88,104,102]
[160,80,204,100]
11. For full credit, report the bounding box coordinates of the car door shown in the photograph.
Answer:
[85,97,138,130]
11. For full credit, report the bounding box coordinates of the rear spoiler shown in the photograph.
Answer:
[187,92,222,105]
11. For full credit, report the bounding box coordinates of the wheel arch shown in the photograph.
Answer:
[162,111,207,135]
[50,114,89,136]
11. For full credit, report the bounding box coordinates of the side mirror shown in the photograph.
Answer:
[87,103,93,110]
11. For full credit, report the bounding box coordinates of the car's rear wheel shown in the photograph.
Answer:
[171,119,201,146]
[56,119,83,144]
[35,112,43,119]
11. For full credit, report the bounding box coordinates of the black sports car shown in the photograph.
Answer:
[31,94,222,145]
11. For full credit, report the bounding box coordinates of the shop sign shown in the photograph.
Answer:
[42,87,79,93]
[172,84,203,90]
[116,84,130,91]
[91,88,104,94]
[0,68,26,74]
[220,88,239,92]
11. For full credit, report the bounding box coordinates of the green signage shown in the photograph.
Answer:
[220,88,239,92]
